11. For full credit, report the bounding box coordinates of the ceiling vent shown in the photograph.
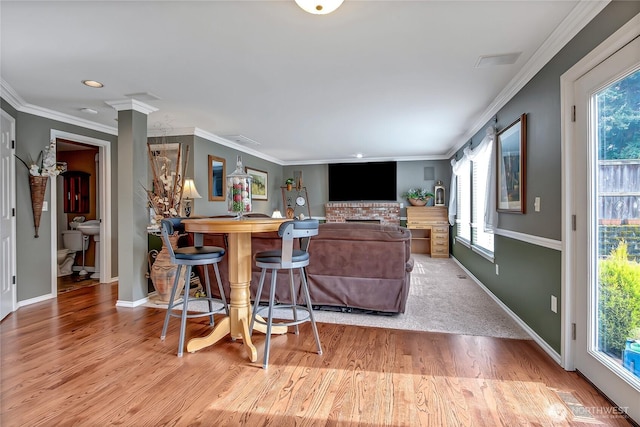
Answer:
[222,135,261,146]
[474,52,521,68]
[124,92,161,101]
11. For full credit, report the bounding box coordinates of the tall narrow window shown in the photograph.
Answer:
[472,147,494,254]
[456,159,471,242]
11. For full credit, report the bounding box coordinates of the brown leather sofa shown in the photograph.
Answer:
[196,221,413,314]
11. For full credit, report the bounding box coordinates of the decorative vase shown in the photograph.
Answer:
[286,183,293,191]
[227,155,252,216]
[150,234,187,303]
[29,175,48,238]
[408,198,428,207]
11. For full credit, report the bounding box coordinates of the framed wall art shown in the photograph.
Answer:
[208,155,226,201]
[497,113,527,213]
[246,167,268,200]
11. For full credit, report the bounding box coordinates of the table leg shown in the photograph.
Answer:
[187,316,230,353]
[185,230,285,361]
[187,233,259,361]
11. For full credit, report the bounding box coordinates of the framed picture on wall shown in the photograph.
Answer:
[208,155,226,201]
[246,167,268,200]
[496,113,527,213]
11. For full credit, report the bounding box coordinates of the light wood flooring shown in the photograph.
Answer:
[0,283,633,426]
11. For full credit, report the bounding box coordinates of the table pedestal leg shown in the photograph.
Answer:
[186,233,259,361]
[186,231,286,361]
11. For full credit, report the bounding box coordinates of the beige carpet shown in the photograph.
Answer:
[144,254,531,340]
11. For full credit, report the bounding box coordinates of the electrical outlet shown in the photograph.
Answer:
[495,264,499,275]
[551,295,558,313]
[42,201,48,211]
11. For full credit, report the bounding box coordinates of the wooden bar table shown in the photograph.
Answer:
[182,217,288,361]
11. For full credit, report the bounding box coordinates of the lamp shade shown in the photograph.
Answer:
[182,178,202,199]
[295,0,344,15]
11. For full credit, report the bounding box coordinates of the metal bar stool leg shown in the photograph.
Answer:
[177,266,193,357]
[213,263,228,315]
[300,266,322,355]
[250,268,268,335]
[263,269,278,369]
[161,264,183,340]
[203,266,215,326]
[289,269,299,335]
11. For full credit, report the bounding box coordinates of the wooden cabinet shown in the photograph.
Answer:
[406,206,449,258]
[63,171,90,213]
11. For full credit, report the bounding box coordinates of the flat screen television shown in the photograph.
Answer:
[328,161,397,201]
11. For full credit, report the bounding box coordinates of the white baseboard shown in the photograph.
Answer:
[452,257,562,366]
[115,296,149,308]
[17,293,56,307]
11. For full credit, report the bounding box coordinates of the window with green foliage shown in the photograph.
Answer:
[598,241,640,359]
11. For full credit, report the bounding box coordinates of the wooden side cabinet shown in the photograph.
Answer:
[406,206,449,258]
[63,171,90,213]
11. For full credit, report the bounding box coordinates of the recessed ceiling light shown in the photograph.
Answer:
[355,153,364,158]
[79,108,98,114]
[82,80,104,88]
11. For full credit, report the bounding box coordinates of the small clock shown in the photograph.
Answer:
[296,196,306,206]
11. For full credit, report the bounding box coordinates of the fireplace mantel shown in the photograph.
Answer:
[325,202,400,225]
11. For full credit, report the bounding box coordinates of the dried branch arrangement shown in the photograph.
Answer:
[144,143,190,218]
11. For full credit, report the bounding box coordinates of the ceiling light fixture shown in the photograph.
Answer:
[295,0,344,15]
[82,80,104,88]
[355,153,363,159]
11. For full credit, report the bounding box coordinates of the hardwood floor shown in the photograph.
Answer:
[0,283,633,426]
[57,272,100,294]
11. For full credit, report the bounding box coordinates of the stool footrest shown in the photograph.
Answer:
[167,297,227,319]
[253,304,312,328]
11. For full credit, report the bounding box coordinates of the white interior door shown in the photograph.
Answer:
[1,110,17,320]
[573,35,640,422]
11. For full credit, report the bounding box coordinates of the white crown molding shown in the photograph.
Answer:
[494,228,562,251]
[0,78,26,110]
[105,99,159,115]
[446,0,611,160]
[193,127,285,165]
[289,153,450,166]
[1,79,118,136]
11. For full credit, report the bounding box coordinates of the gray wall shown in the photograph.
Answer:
[451,1,640,353]
[283,160,449,219]
[193,136,284,217]
[2,99,118,302]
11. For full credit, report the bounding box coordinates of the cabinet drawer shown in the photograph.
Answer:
[408,224,430,229]
[432,233,448,243]
[432,239,448,247]
[431,246,449,258]
[432,226,449,233]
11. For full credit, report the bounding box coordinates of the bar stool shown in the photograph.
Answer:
[249,219,323,369]
[159,218,229,357]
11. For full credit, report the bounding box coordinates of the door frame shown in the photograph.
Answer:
[1,109,17,318]
[561,12,640,372]
[49,130,112,295]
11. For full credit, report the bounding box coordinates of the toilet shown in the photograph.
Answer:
[59,230,88,276]
[57,249,75,277]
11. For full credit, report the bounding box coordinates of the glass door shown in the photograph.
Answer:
[574,36,640,422]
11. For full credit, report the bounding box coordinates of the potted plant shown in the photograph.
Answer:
[285,178,295,191]
[402,188,434,206]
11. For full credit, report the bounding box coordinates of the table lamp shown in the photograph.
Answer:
[182,178,202,217]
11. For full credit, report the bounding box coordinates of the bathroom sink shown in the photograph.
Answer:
[77,220,100,236]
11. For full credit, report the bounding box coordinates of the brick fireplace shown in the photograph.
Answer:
[325,202,400,225]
